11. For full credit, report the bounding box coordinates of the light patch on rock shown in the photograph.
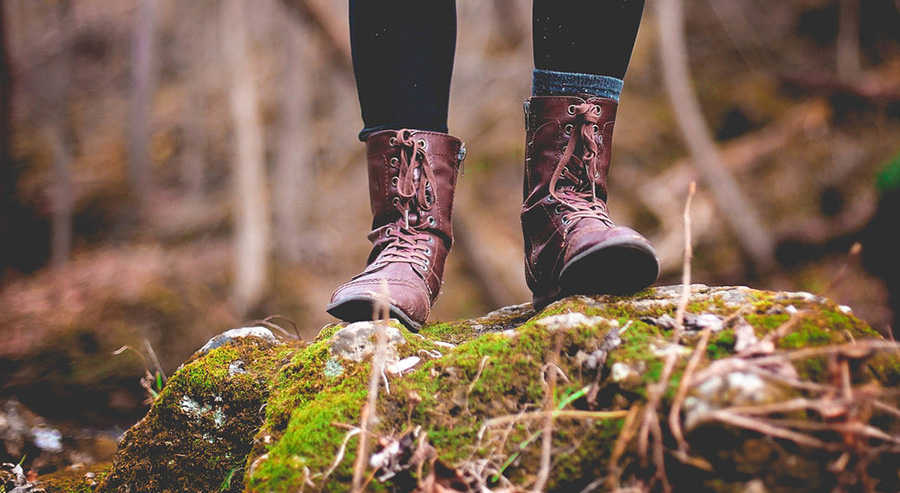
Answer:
[839,305,853,314]
[31,425,63,453]
[610,362,638,383]
[535,313,614,331]
[179,396,225,428]
[228,360,248,376]
[685,371,782,430]
[709,286,752,307]
[646,312,722,332]
[627,299,677,313]
[694,314,725,331]
[199,326,279,355]
[785,305,799,315]
[324,358,345,378]
[775,291,820,303]
[733,318,772,354]
[650,341,691,358]
[386,356,421,375]
[329,321,406,363]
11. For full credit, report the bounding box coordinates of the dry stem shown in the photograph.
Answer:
[350,281,391,492]
[533,334,561,492]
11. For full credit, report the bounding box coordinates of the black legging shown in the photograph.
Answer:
[350,0,646,140]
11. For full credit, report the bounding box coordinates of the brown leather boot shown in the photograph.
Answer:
[522,95,659,309]
[328,129,465,330]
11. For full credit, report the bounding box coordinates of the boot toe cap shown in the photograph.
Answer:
[328,276,431,329]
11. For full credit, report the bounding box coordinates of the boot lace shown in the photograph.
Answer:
[547,103,614,232]
[371,130,437,273]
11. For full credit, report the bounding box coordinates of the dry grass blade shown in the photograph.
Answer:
[465,356,490,415]
[142,339,167,383]
[607,404,641,491]
[533,333,561,492]
[636,180,696,492]
[699,410,837,450]
[668,322,711,456]
[350,280,391,493]
[817,242,862,297]
[674,181,697,333]
[484,410,630,428]
[323,427,362,485]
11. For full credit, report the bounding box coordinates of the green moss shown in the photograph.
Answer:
[103,286,900,492]
[41,464,111,493]
[97,337,286,493]
[420,321,480,344]
[707,330,736,360]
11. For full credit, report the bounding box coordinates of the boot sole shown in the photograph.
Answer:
[326,296,422,332]
[557,236,659,300]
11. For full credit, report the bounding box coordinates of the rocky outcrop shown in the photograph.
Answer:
[78,286,900,492]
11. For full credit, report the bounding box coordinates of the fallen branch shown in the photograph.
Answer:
[484,410,630,428]
[657,0,775,272]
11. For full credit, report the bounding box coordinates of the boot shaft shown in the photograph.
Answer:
[524,96,617,205]
[365,129,464,247]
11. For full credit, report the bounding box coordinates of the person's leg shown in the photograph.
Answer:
[330,0,465,330]
[522,0,658,309]
[350,0,457,140]
[532,0,645,85]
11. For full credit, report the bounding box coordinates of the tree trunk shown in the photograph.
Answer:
[222,0,271,314]
[127,0,161,213]
[837,0,861,82]
[273,11,317,265]
[0,2,12,276]
[50,0,74,268]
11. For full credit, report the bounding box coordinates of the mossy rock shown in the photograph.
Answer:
[96,286,900,492]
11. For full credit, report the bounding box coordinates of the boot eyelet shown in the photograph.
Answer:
[428,216,436,226]
[554,205,563,215]
[392,197,400,206]
[389,137,397,146]
[417,139,427,149]
[386,227,394,235]
[547,196,555,203]
[567,105,576,115]
[594,105,601,114]
[564,124,574,135]
[592,124,599,134]
[424,258,430,265]
[427,237,434,244]
[390,157,399,166]
[425,248,431,255]
[391,177,399,186]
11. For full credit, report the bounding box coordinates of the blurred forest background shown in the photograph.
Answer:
[0,0,899,477]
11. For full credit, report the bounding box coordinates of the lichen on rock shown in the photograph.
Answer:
[95,286,900,492]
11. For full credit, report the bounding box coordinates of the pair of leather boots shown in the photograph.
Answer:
[327,96,659,330]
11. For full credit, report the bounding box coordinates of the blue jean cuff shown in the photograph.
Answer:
[532,69,623,101]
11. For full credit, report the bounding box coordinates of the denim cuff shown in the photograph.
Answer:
[532,69,623,101]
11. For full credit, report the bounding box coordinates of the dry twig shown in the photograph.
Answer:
[533,334,561,492]
[657,0,775,272]
[350,281,391,492]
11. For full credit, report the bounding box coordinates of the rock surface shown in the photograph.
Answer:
[64,286,900,492]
